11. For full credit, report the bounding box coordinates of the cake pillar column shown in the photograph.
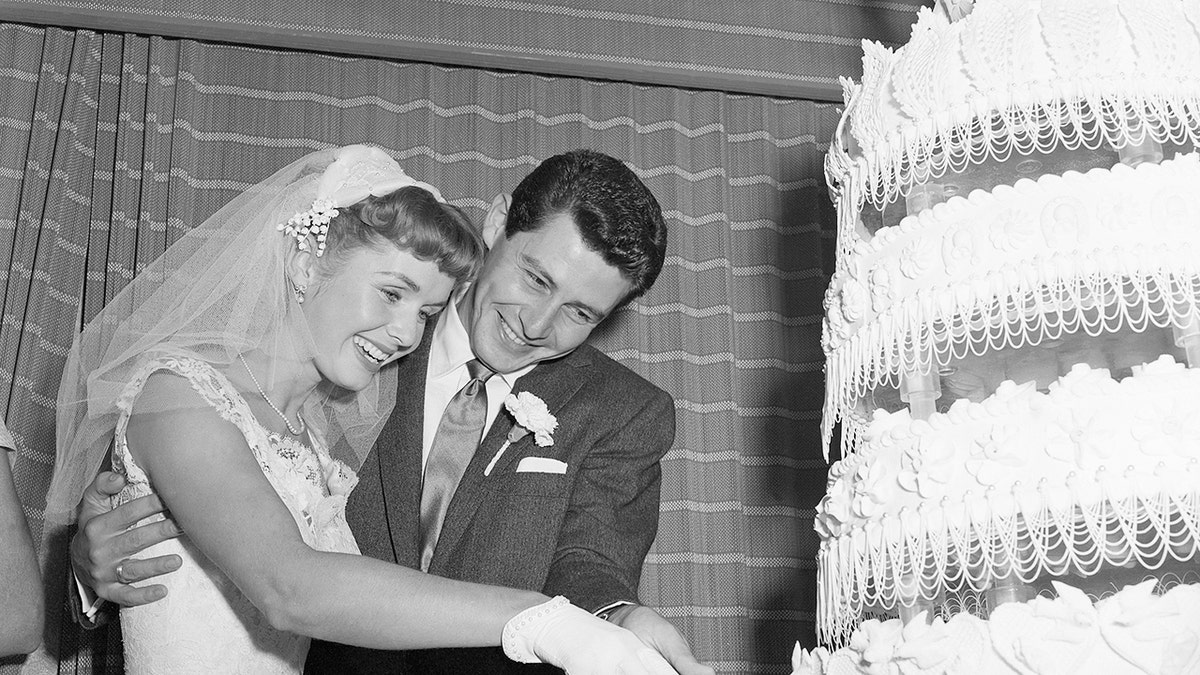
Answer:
[897,570,938,626]
[1116,133,1163,168]
[1172,314,1200,368]
[985,573,1034,609]
[905,181,944,214]
[898,181,946,421]
[985,554,1034,613]
[900,369,941,420]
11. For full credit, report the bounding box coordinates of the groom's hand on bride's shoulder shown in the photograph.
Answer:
[71,471,184,606]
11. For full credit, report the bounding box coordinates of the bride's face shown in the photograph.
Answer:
[303,244,455,391]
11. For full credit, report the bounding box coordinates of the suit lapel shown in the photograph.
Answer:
[372,329,433,568]
[431,349,593,570]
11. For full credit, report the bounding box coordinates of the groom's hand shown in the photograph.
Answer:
[609,605,715,675]
[72,471,184,606]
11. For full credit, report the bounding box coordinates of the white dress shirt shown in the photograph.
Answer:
[421,298,535,474]
[425,319,639,619]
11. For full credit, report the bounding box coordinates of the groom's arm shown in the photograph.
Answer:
[542,381,712,675]
[541,383,673,610]
[540,384,705,672]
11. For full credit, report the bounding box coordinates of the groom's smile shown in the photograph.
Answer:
[463,212,631,375]
[497,314,534,348]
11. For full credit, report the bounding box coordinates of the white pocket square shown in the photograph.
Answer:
[515,456,568,474]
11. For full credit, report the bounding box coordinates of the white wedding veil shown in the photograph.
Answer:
[46,145,446,528]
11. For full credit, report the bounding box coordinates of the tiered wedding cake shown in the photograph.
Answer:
[798,0,1200,672]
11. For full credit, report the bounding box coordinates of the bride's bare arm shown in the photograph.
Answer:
[125,372,544,650]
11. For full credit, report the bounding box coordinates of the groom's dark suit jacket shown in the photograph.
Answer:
[305,328,675,674]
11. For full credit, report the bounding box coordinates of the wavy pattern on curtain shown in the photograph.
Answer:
[0,0,927,99]
[0,22,839,674]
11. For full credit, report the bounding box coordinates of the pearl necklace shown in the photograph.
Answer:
[238,355,306,436]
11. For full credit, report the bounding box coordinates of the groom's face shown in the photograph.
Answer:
[461,212,632,375]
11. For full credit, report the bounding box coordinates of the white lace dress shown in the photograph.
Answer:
[111,356,360,674]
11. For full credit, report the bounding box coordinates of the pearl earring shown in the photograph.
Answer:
[291,281,307,304]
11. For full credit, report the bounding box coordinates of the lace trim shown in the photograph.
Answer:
[832,91,1200,216]
[816,488,1200,644]
[825,267,1200,458]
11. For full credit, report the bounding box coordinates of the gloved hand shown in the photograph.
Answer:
[503,596,680,675]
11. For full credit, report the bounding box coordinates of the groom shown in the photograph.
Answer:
[72,149,711,674]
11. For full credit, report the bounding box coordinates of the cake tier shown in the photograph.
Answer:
[795,580,1200,675]
[829,0,1200,212]
[822,153,1200,456]
[815,356,1200,642]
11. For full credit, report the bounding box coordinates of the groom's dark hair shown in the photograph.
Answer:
[505,149,668,301]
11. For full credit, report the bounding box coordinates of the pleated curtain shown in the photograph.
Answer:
[0,22,839,674]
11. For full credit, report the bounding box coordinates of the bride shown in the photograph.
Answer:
[46,145,677,675]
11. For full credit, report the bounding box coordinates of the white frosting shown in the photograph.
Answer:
[821,153,1200,458]
[831,0,1200,210]
[822,0,1200,456]
[795,580,1200,675]
[812,0,1200,661]
[816,356,1200,642]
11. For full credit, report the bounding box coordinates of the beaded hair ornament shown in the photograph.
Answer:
[278,145,446,257]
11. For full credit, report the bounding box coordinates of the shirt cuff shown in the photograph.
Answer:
[73,570,104,626]
[592,600,636,621]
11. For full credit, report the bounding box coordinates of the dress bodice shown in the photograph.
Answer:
[111,356,359,674]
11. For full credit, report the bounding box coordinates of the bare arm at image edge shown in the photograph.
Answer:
[0,423,45,656]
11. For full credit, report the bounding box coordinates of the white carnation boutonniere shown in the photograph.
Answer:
[483,392,558,475]
[504,392,558,447]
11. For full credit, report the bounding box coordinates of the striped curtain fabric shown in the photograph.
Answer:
[0,23,839,674]
[0,0,927,99]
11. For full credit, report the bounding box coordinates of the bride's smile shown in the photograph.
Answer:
[302,245,455,393]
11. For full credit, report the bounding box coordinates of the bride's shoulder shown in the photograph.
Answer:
[121,362,258,476]
[121,356,237,422]
[138,368,209,406]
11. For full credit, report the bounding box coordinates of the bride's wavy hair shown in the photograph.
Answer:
[318,185,485,285]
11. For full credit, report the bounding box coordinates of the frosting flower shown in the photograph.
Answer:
[965,422,1026,486]
[848,618,904,674]
[869,267,897,311]
[898,239,934,279]
[850,458,893,519]
[988,207,1034,252]
[790,643,830,675]
[941,225,977,276]
[893,616,957,672]
[1130,398,1200,458]
[840,279,868,323]
[504,392,558,447]
[897,434,955,499]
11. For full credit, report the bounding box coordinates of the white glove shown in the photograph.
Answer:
[503,596,679,675]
